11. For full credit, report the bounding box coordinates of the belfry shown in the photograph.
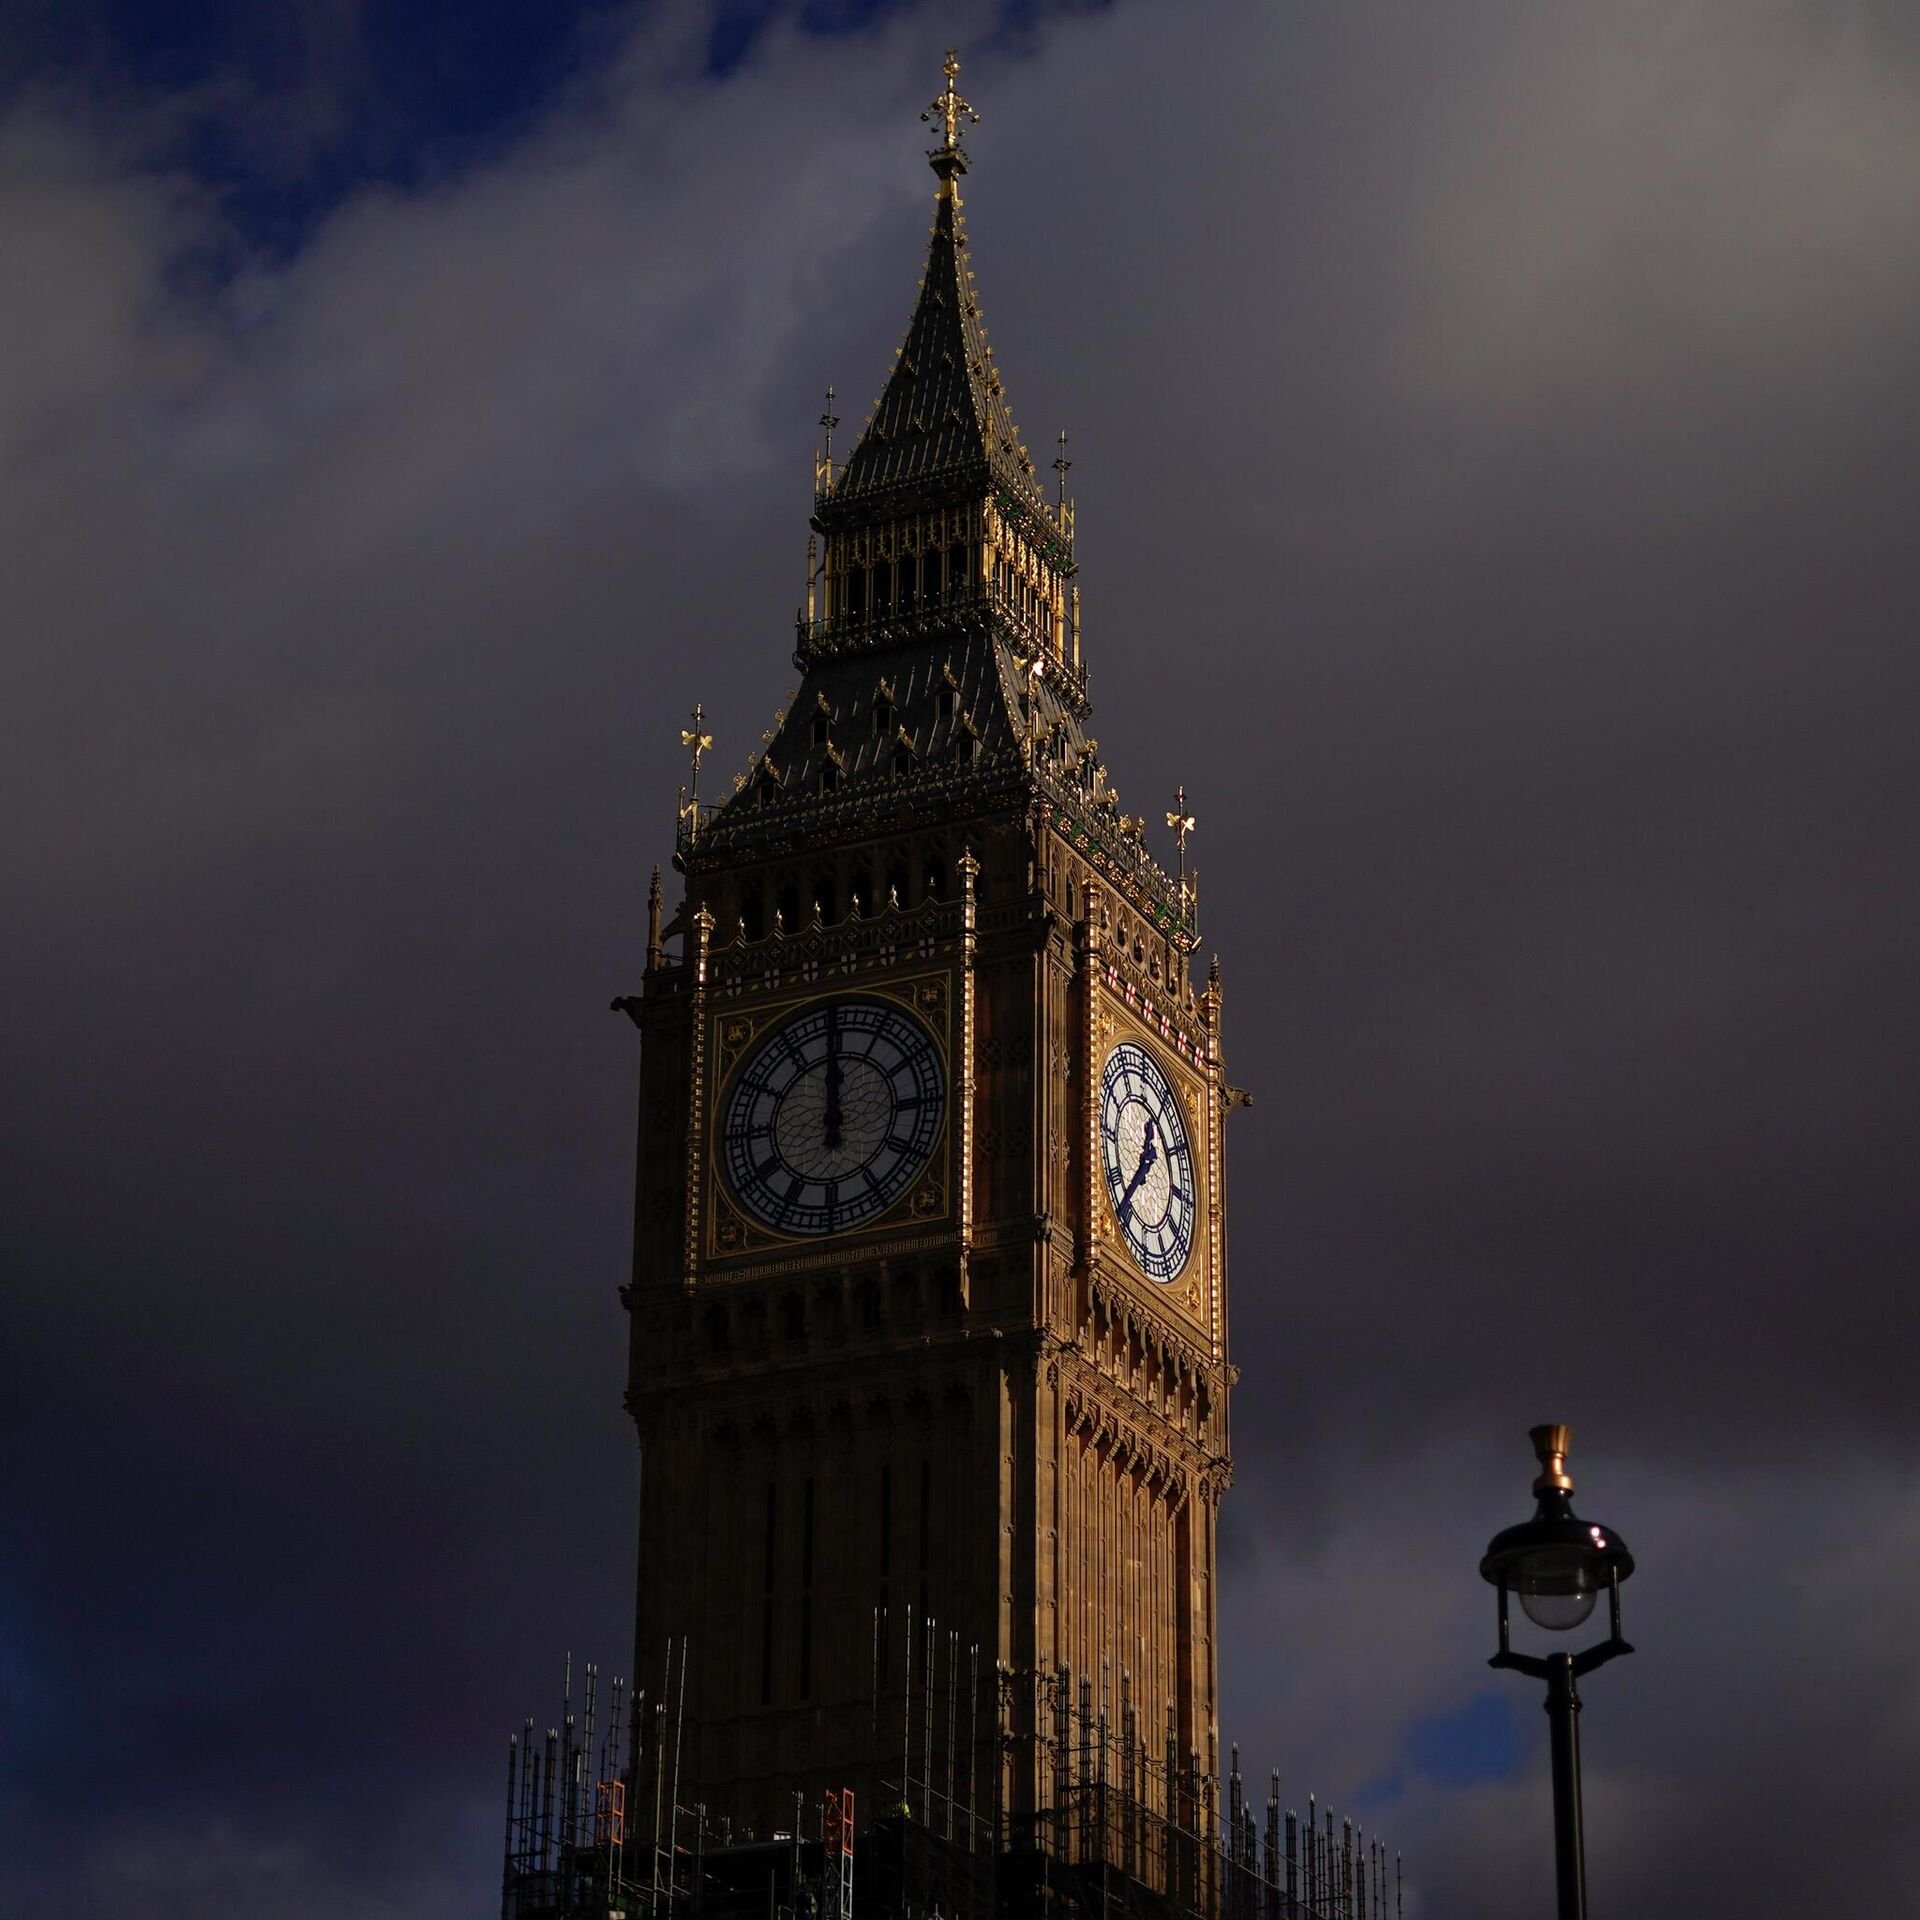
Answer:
[501,53,1399,1920]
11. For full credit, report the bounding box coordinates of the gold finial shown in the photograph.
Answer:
[680,703,714,802]
[678,703,714,842]
[922,48,978,185]
[1530,1424,1575,1495]
[1166,786,1197,883]
[817,385,839,495]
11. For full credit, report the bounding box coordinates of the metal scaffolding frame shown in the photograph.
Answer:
[499,1646,1402,1920]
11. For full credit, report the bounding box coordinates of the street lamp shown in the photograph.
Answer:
[1480,1425,1635,1920]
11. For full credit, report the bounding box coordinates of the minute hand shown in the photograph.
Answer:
[1115,1119,1159,1222]
[823,1006,844,1148]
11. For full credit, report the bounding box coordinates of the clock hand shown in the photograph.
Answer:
[1115,1118,1159,1222]
[823,1004,844,1149]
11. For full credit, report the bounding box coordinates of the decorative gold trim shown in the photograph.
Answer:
[701,971,958,1264]
[1093,1004,1210,1325]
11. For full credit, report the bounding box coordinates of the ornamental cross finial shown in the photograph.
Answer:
[1054,428,1072,508]
[922,48,977,160]
[680,702,714,810]
[1166,785,1197,882]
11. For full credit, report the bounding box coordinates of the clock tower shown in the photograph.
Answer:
[617,56,1234,1861]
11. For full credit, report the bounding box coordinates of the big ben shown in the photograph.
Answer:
[616,55,1234,1864]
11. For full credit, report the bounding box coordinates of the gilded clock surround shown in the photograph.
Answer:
[707,973,955,1257]
[616,58,1236,1865]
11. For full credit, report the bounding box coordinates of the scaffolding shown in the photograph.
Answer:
[501,1656,641,1920]
[499,1646,1402,1920]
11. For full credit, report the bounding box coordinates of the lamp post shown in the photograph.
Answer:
[1480,1425,1635,1920]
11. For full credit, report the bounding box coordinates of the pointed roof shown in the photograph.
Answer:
[828,69,1044,514]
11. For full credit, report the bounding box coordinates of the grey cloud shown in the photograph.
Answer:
[3,2,1915,1913]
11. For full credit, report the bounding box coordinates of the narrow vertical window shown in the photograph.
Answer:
[918,1455,932,1623]
[799,1477,816,1700]
[877,1461,893,1673]
[760,1481,777,1705]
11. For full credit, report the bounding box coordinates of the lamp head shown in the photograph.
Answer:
[1482,1423,1634,1633]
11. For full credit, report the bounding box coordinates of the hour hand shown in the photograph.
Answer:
[1116,1119,1158,1220]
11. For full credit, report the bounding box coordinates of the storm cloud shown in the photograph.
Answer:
[4,3,1916,1914]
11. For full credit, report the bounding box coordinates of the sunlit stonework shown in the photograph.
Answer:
[615,50,1235,1875]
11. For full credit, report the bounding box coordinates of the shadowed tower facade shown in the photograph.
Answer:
[617,56,1236,1853]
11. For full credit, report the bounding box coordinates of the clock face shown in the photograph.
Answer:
[1100,1041,1197,1282]
[720,997,946,1236]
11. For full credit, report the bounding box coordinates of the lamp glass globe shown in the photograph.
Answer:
[1517,1582,1599,1631]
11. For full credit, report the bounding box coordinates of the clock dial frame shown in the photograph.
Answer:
[1099,1040,1198,1283]
[718,994,947,1239]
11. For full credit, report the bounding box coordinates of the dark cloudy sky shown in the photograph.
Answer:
[5,2,1917,1914]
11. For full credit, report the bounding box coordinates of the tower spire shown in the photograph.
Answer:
[828,51,1040,513]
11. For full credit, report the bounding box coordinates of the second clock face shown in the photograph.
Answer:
[1100,1041,1197,1282]
[720,997,946,1236]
